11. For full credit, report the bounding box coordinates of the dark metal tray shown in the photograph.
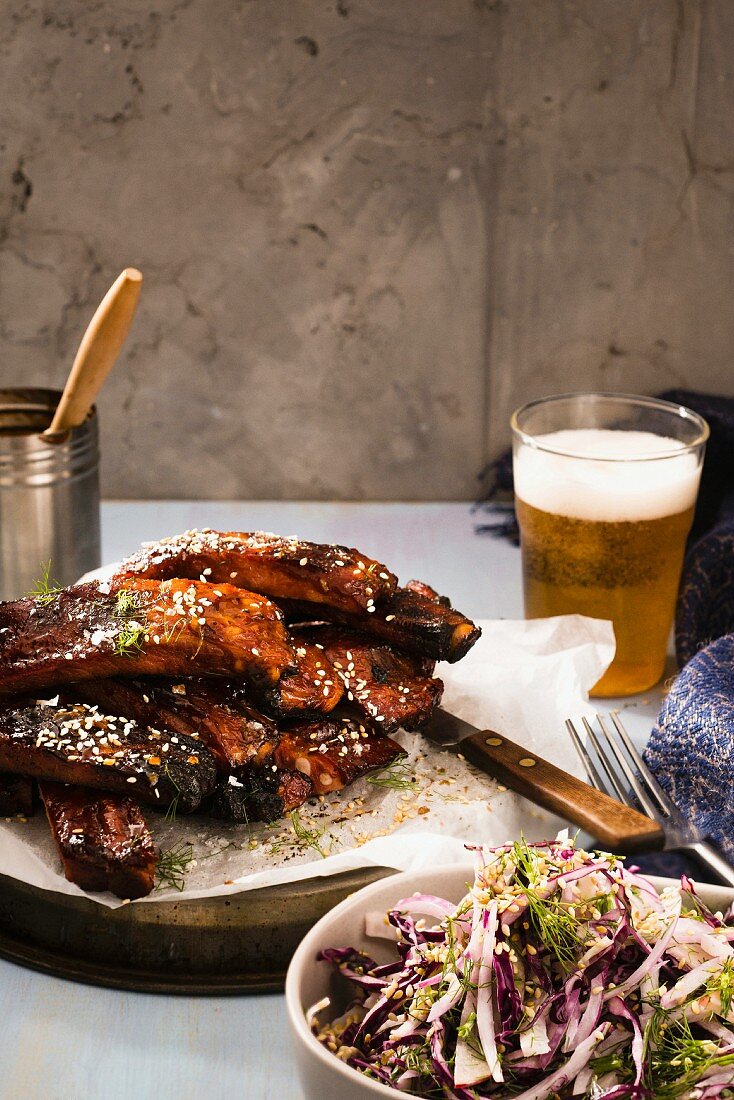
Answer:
[0,866,393,994]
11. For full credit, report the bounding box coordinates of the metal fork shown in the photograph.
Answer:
[566,712,734,888]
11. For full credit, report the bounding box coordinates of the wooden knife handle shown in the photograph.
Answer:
[460,729,664,855]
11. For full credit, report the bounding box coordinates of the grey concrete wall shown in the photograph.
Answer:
[0,0,731,500]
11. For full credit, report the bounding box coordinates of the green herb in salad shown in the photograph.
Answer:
[644,1011,734,1098]
[313,836,734,1098]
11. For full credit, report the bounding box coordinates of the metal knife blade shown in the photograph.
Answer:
[421,708,481,748]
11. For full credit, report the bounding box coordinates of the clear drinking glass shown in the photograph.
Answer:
[511,393,709,697]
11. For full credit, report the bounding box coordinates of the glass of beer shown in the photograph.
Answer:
[511,393,708,696]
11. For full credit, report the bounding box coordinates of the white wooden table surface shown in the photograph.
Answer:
[0,502,661,1100]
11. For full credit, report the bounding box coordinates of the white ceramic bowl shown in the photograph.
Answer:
[285,862,734,1100]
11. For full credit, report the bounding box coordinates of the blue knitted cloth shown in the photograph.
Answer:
[676,521,734,666]
[644,634,734,862]
[645,394,734,871]
[671,388,734,663]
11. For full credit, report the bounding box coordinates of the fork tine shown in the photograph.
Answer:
[565,718,603,791]
[581,716,628,803]
[595,714,659,819]
[608,711,675,818]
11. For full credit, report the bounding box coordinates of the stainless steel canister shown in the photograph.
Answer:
[0,388,101,601]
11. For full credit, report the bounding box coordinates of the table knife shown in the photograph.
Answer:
[423,709,665,854]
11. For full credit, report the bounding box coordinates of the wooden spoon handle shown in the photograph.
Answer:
[460,729,665,854]
[44,268,142,437]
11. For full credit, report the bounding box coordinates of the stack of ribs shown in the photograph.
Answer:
[0,530,480,899]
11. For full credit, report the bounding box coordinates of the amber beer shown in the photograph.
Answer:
[512,400,708,698]
[516,498,695,695]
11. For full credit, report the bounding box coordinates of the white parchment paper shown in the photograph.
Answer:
[0,615,614,908]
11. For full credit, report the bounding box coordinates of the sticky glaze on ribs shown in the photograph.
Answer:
[0,527,481,898]
[74,678,320,823]
[274,714,404,795]
[294,626,443,732]
[116,532,480,661]
[0,697,217,811]
[40,782,158,899]
[210,714,403,818]
[0,576,294,697]
[279,583,481,664]
[210,766,314,824]
[118,529,398,616]
[74,677,279,773]
[257,639,344,718]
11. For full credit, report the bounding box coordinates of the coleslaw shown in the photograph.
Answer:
[312,837,734,1097]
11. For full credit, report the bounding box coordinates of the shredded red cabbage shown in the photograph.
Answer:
[312,836,734,1097]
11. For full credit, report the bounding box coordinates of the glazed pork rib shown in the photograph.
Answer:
[74,677,279,773]
[40,782,158,900]
[294,626,443,732]
[0,576,294,697]
[257,639,344,718]
[274,714,405,796]
[74,677,317,824]
[0,697,217,811]
[210,766,314,824]
[118,529,398,616]
[211,715,403,819]
[279,582,481,664]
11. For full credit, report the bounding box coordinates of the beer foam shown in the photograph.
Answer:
[514,429,701,522]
